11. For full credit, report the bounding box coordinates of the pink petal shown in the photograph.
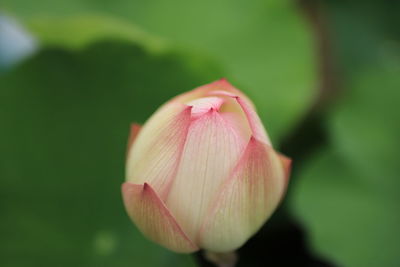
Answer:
[122,182,198,253]
[198,137,289,252]
[186,96,225,119]
[278,153,292,202]
[220,112,252,142]
[166,109,246,241]
[279,153,291,183]
[126,103,192,200]
[208,90,271,145]
[126,123,141,157]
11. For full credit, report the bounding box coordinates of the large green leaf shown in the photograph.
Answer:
[123,0,317,142]
[291,1,400,266]
[25,15,168,53]
[291,62,400,267]
[2,0,316,142]
[0,35,222,266]
[292,148,400,267]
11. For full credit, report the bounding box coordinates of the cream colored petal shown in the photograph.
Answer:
[166,110,246,241]
[198,137,290,252]
[126,103,192,199]
[220,111,252,142]
[208,90,271,146]
[186,96,225,119]
[122,182,198,253]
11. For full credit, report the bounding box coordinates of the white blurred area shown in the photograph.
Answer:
[0,13,37,70]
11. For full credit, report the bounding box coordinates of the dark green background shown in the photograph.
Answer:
[1,0,399,266]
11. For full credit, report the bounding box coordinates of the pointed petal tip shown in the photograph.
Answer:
[278,153,292,186]
[121,182,199,253]
[216,77,234,87]
[198,78,238,93]
[209,107,217,113]
[280,154,292,169]
[127,123,142,156]
[184,105,193,111]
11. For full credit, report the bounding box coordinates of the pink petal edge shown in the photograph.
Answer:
[122,182,199,253]
[126,123,142,157]
[170,78,250,105]
[206,90,270,145]
[126,105,193,201]
[277,153,292,202]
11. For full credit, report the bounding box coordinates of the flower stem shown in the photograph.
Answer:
[204,251,238,267]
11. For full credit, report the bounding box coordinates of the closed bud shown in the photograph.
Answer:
[122,79,291,253]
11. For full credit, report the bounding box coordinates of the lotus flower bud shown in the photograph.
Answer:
[122,79,291,253]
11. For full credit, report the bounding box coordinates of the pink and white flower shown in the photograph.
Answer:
[122,79,291,253]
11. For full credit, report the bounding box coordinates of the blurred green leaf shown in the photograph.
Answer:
[291,2,400,266]
[124,0,317,143]
[0,28,222,266]
[3,0,317,142]
[26,15,168,53]
[330,66,400,188]
[291,62,400,267]
[292,148,400,267]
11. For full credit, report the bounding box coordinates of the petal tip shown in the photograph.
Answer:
[216,77,232,86]
[121,182,199,253]
[143,182,150,190]
[278,154,292,183]
[184,105,193,111]
[127,123,142,155]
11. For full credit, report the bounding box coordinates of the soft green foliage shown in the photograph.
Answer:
[0,6,318,265]
[2,0,317,142]
[291,4,400,264]
[0,25,222,266]
[26,15,168,53]
[3,1,399,266]
[292,147,400,267]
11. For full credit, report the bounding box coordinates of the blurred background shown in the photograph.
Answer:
[0,0,399,266]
